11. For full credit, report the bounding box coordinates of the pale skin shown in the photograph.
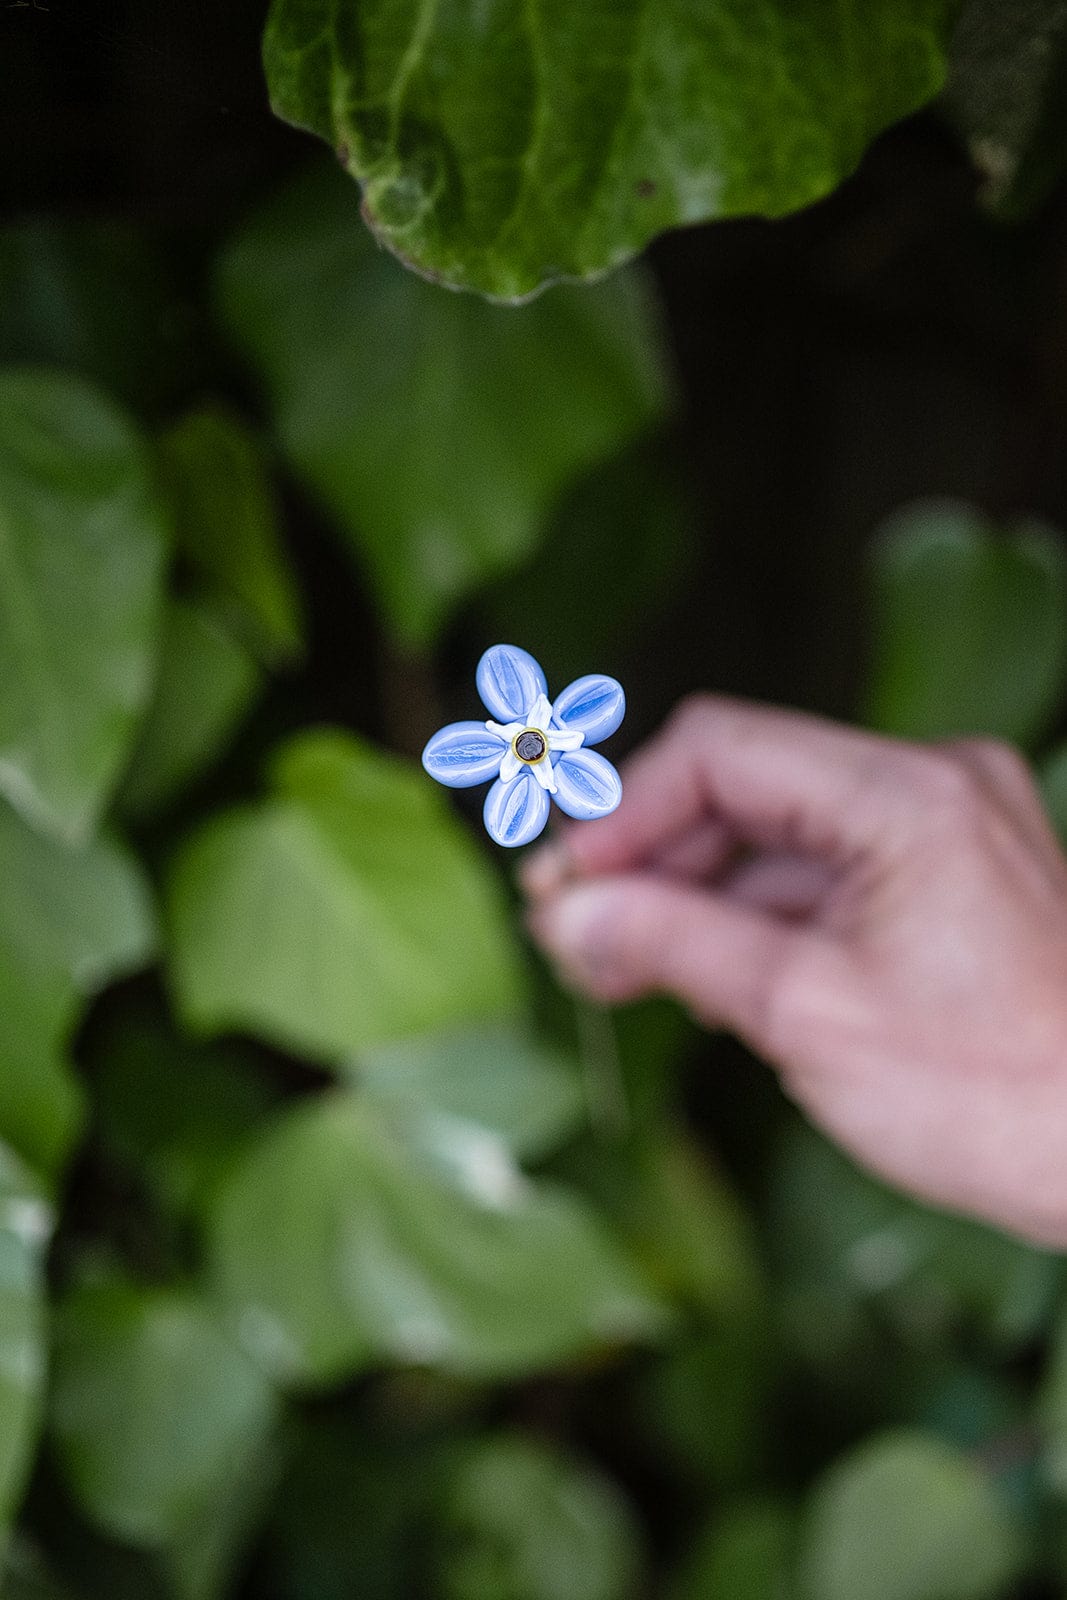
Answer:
[521,696,1067,1250]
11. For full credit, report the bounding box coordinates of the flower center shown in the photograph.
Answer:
[513,728,548,764]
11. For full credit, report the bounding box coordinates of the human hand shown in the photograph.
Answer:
[522,697,1067,1248]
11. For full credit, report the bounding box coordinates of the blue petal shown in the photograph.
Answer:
[422,722,505,788]
[553,674,625,745]
[552,750,623,821]
[476,644,547,723]
[483,770,551,847]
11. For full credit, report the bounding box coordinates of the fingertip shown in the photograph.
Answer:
[518,838,575,900]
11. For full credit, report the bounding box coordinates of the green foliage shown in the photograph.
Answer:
[0,1148,53,1558]
[0,806,156,1174]
[217,166,668,645]
[208,1092,666,1385]
[263,0,959,298]
[155,406,302,669]
[438,1434,643,1600]
[796,1430,1023,1600]
[946,0,1067,219]
[50,1280,280,1598]
[9,13,1067,1599]
[0,371,169,843]
[167,730,524,1060]
[349,1026,585,1163]
[118,599,261,822]
[865,499,1067,745]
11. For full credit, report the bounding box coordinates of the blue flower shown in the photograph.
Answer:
[422,645,625,848]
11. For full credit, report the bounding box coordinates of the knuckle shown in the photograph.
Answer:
[905,747,985,815]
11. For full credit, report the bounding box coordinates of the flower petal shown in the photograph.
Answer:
[552,674,625,746]
[552,749,623,820]
[499,748,521,784]
[483,770,551,848]
[422,722,505,789]
[531,758,557,793]
[477,644,547,723]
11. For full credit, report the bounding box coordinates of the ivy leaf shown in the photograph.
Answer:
[864,500,1067,747]
[350,1025,585,1162]
[217,166,668,645]
[263,0,958,300]
[50,1281,280,1599]
[0,804,156,1174]
[167,730,523,1062]
[797,1430,1022,1600]
[0,370,168,843]
[118,599,262,823]
[156,406,302,667]
[0,1146,53,1558]
[208,1093,667,1385]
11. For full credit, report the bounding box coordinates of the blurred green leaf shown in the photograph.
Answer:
[438,1434,643,1600]
[208,1092,666,1385]
[0,1542,77,1600]
[668,1496,795,1600]
[217,165,668,645]
[51,1281,279,1586]
[797,1430,1022,1600]
[0,1147,53,1557]
[90,1004,281,1225]
[0,804,156,1174]
[350,1025,585,1163]
[480,438,695,686]
[560,1126,763,1321]
[0,222,199,416]
[263,0,957,299]
[0,369,168,843]
[865,500,1067,747]
[769,1123,1059,1361]
[167,729,523,1061]
[118,599,262,822]
[639,1320,777,1491]
[946,0,1067,219]
[156,405,302,667]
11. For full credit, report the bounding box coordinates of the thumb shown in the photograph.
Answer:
[527,874,808,1047]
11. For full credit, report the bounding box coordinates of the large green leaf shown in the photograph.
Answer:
[0,1146,54,1557]
[156,406,302,667]
[208,1092,666,1385]
[797,1430,1021,1600]
[217,166,668,644]
[167,729,523,1062]
[50,1282,279,1584]
[118,599,261,822]
[350,1025,585,1162]
[0,804,156,1174]
[438,1434,643,1600]
[263,0,958,300]
[0,370,169,842]
[864,500,1067,746]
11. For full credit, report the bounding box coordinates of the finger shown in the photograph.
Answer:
[944,738,1062,860]
[526,873,816,1049]
[718,851,837,918]
[649,817,736,881]
[545,696,919,879]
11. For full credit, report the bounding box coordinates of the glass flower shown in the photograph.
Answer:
[422,644,625,847]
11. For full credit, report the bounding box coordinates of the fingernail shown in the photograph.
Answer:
[519,838,575,900]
